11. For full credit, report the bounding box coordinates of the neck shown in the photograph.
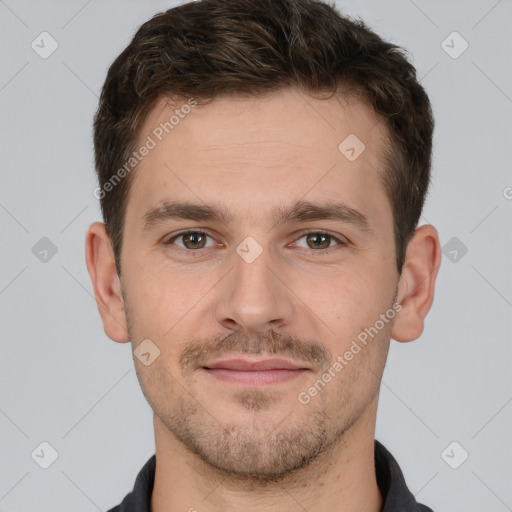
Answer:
[150,402,382,512]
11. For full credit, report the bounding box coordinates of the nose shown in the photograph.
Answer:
[213,239,295,336]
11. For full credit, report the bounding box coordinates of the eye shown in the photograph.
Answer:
[164,231,217,250]
[163,230,347,254]
[293,231,347,252]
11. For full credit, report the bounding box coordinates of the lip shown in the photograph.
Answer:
[201,358,309,386]
[204,358,308,371]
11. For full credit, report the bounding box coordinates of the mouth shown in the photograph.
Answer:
[201,358,310,386]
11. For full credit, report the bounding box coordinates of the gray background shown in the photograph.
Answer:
[1,0,511,511]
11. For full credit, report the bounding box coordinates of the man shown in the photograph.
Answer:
[86,0,441,510]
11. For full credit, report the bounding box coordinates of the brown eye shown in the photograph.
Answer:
[166,231,214,250]
[182,232,207,249]
[293,231,347,254]
[305,232,332,249]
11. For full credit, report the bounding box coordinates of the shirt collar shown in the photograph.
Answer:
[374,440,433,512]
[110,440,433,512]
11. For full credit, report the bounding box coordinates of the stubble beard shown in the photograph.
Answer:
[124,290,392,485]
[149,353,382,485]
[156,386,352,484]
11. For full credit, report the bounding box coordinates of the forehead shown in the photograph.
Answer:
[126,88,391,229]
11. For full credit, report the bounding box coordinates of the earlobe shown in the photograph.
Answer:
[85,222,130,343]
[392,225,441,343]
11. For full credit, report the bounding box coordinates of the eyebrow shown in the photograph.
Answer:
[142,199,372,233]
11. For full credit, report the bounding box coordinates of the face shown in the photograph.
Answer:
[119,88,399,480]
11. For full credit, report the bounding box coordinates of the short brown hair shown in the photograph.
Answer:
[93,0,434,275]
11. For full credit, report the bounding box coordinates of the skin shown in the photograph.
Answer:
[86,87,441,512]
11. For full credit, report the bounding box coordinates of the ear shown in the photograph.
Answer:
[85,222,130,343]
[392,224,441,342]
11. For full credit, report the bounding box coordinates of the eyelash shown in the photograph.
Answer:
[163,230,348,256]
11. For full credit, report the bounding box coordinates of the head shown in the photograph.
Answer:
[86,0,441,482]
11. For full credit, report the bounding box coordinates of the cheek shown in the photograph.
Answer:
[311,264,394,336]
[124,257,210,334]
[134,356,180,414]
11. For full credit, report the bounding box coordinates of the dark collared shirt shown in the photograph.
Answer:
[107,440,434,512]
